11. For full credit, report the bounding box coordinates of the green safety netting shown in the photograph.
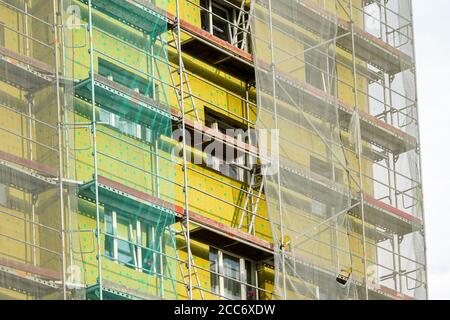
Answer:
[62,0,179,300]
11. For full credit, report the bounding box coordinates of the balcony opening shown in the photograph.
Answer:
[200,0,250,51]
[203,108,249,182]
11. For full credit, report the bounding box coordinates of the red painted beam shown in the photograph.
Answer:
[0,46,55,74]
[0,256,61,281]
[0,150,58,177]
[363,194,421,224]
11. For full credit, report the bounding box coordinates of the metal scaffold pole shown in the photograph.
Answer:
[267,0,287,300]
[87,0,103,300]
[409,0,429,299]
[175,0,193,300]
[59,0,75,274]
[348,0,369,300]
[24,0,38,269]
[53,0,67,300]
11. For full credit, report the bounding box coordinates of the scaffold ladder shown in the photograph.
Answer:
[171,221,205,300]
[161,29,200,122]
[238,164,263,234]
[231,0,254,51]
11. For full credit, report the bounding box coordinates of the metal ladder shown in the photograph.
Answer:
[160,29,200,122]
[169,221,205,300]
[231,0,254,51]
[238,164,264,235]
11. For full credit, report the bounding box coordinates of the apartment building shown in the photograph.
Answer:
[0,0,427,300]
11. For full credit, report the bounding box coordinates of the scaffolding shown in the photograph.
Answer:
[0,0,427,300]
[252,0,427,300]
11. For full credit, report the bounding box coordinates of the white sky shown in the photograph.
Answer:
[412,0,450,300]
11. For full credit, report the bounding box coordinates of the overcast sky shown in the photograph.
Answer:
[412,0,450,300]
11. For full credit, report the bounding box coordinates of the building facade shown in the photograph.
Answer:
[0,0,427,300]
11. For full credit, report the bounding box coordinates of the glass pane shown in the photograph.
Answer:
[212,4,230,42]
[209,249,219,295]
[141,224,153,273]
[0,183,7,206]
[104,210,114,258]
[305,51,328,91]
[222,253,241,299]
[200,0,210,32]
[117,216,134,267]
[0,22,4,46]
[114,116,136,137]
[246,260,257,300]
[99,109,110,124]
[117,239,134,267]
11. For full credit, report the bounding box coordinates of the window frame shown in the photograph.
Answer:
[204,110,248,182]
[97,58,158,143]
[304,51,336,94]
[211,1,232,42]
[201,0,236,44]
[104,209,163,275]
[209,247,258,300]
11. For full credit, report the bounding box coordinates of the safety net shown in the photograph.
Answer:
[252,0,427,300]
[60,0,178,299]
[0,0,68,300]
[0,0,428,301]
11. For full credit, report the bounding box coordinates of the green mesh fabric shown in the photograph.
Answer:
[62,0,178,300]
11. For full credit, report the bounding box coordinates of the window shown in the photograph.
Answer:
[0,22,5,47]
[311,199,327,218]
[201,0,250,50]
[99,108,152,142]
[116,215,136,267]
[309,156,346,218]
[98,58,156,142]
[204,110,248,182]
[211,2,232,42]
[305,51,335,94]
[201,0,254,49]
[201,0,233,43]
[310,156,343,183]
[210,248,257,300]
[98,58,154,98]
[104,210,163,275]
[0,183,7,206]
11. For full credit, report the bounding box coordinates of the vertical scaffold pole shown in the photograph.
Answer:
[24,0,38,269]
[267,0,287,300]
[87,0,103,300]
[59,0,75,271]
[175,0,193,300]
[409,0,429,299]
[348,0,369,300]
[53,0,67,300]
